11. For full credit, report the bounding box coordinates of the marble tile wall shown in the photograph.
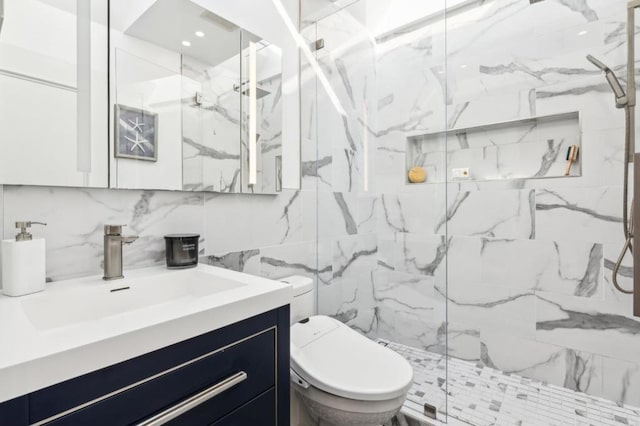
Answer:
[0,186,320,296]
[309,0,640,409]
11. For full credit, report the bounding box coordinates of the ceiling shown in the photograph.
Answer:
[125,0,244,67]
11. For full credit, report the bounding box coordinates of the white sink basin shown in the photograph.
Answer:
[0,264,292,403]
[22,269,247,330]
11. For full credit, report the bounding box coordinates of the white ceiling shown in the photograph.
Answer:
[124,0,243,67]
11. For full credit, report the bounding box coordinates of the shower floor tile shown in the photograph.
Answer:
[378,339,640,426]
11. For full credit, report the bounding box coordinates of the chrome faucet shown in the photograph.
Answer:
[103,225,138,280]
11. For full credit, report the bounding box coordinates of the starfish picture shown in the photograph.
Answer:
[116,105,157,161]
[128,117,146,132]
[124,133,151,153]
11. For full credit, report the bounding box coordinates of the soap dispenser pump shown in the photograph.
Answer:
[1,221,47,297]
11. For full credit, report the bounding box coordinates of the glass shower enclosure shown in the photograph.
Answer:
[302,0,640,424]
[301,0,450,422]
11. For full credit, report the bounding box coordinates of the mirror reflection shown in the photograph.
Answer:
[0,0,108,187]
[240,38,283,194]
[110,0,283,193]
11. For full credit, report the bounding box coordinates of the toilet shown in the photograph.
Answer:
[282,276,413,426]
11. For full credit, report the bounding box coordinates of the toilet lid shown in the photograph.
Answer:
[290,316,413,401]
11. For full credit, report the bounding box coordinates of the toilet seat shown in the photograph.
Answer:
[290,315,413,402]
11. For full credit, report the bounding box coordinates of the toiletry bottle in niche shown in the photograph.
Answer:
[1,221,47,297]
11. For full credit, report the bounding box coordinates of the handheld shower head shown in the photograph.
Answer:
[586,54,611,72]
[586,54,628,108]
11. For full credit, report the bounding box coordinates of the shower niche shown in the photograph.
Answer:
[405,111,581,184]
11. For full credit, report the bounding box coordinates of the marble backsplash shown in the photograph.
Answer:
[0,185,319,289]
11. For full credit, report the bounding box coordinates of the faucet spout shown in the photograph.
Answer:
[120,235,139,244]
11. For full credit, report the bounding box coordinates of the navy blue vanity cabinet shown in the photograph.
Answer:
[0,396,28,425]
[0,306,290,426]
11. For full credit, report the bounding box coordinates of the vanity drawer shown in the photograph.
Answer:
[36,329,275,426]
[28,309,280,424]
[208,388,276,426]
[0,396,28,424]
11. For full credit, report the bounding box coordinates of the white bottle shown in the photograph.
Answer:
[1,221,47,297]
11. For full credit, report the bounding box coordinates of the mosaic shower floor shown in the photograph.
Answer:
[378,339,640,426]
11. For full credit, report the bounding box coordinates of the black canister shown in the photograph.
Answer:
[164,234,200,269]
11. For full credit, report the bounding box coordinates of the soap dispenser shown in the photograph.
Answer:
[1,221,47,297]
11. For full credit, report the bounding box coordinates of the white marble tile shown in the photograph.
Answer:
[535,291,640,362]
[441,189,535,239]
[602,357,640,407]
[377,233,446,277]
[316,192,377,241]
[446,281,537,340]
[203,190,302,254]
[536,75,625,132]
[260,241,323,283]
[374,133,415,195]
[444,321,482,362]
[535,186,624,244]
[480,331,604,396]
[479,238,603,297]
[332,233,378,280]
[318,233,378,335]
[317,271,378,337]
[200,249,261,275]
[442,236,483,284]
[377,190,444,236]
[315,11,377,194]
[371,270,441,351]
[2,186,204,282]
[301,190,318,243]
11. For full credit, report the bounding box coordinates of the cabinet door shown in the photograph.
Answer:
[208,388,276,426]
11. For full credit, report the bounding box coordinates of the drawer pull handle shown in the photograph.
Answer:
[136,371,248,426]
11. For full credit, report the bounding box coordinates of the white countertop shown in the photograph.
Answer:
[0,264,292,403]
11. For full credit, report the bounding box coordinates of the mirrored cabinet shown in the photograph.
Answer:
[0,0,291,194]
[110,0,284,194]
[0,0,108,188]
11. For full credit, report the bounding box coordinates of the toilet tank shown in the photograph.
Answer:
[280,276,314,325]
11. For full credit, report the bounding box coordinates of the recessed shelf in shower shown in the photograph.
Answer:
[405,111,581,184]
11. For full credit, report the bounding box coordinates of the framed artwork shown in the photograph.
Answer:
[115,104,158,161]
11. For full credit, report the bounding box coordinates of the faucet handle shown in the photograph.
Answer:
[104,224,125,235]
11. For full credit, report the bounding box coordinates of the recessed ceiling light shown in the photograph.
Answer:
[461,64,468,69]
[195,31,205,37]
[577,30,588,36]
[182,40,191,47]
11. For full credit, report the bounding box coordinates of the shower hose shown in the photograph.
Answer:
[612,106,634,294]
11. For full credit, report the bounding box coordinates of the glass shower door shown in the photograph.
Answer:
[303,0,450,423]
[443,1,640,425]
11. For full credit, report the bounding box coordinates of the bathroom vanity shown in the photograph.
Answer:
[0,265,292,425]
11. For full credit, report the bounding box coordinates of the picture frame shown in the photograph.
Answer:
[114,104,158,161]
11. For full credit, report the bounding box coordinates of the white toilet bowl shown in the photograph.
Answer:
[290,315,413,426]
